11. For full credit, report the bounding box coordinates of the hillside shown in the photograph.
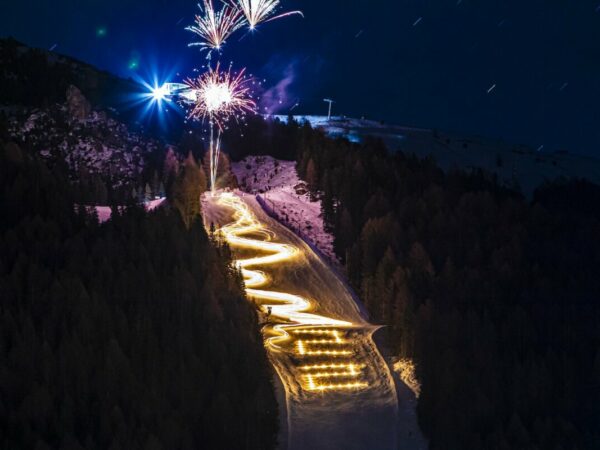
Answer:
[0,38,180,206]
[271,115,600,197]
[232,155,338,263]
[0,37,136,111]
[295,125,600,449]
[10,97,155,183]
[0,42,279,449]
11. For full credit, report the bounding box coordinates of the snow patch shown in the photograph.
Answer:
[232,156,338,264]
[86,198,167,224]
[393,358,421,398]
[268,115,600,196]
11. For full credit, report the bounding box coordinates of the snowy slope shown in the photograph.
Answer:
[93,198,167,223]
[230,157,427,449]
[232,155,338,264]
[202,192,399,450]
[270,115,600,196]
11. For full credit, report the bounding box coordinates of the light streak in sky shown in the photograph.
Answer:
[233,0,304,30]
[186,0,245,52]
[216,193,369,392]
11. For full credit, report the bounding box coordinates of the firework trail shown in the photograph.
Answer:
[184,63,257,190]
[186,0,245,53]
[233,0,304,30]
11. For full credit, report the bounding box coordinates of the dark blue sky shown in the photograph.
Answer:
[3,0,600,156]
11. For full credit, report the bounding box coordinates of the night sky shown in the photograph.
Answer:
[3,0,600,156]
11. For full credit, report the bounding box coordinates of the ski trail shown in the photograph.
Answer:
[205,192,398,450]
[217,192,369,392]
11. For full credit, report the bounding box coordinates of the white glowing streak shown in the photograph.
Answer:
[209,124,222,192]
[235,0,304,29]
[187,0,244,51]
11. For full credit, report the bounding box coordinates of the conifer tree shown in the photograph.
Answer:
[172,152,205,228]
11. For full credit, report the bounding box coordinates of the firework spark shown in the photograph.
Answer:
[186,0,245,52]
[233,0,304,30]
[184,63,256,190]
[184,63,256,128]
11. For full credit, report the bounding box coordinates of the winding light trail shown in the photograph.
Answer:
[216,192,369,391]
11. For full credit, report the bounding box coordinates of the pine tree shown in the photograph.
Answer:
[198,161,208,194]
[163,146,180,192]
[172,153,205,228]
[152,171,160,196]
[219,153,238,189]
[335,207,355,259]
[93,177,108,205]
[305,158,317,190]
[373,247,396,322]
[137,186,145,204]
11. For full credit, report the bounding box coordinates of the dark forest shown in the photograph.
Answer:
[225,116,600,449]
[0,130,278,449]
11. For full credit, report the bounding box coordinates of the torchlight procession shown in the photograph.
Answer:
[216,193,369,392]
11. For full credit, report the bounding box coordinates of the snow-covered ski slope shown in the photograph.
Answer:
[233,156,338,264]
[203,192,398,450]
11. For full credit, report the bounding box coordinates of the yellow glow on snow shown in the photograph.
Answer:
[215,192,369,392]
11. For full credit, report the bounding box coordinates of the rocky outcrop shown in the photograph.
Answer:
[8,103,160,188]
[66,85,91,120]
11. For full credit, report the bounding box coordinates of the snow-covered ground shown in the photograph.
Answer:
[391,358,427,450]
[232,156,338,264]
[229,157,427,449]
[90,198,166,223]
[269,115,600,196]
[202,192,398,450]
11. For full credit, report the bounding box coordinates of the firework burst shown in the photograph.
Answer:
[184,63,257,191]
[233,0,304,30]
[186,0,245,52]
[184,63,256,129]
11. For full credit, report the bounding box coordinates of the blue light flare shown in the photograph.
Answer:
[127,65,185,129]
[150,83,171,103]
